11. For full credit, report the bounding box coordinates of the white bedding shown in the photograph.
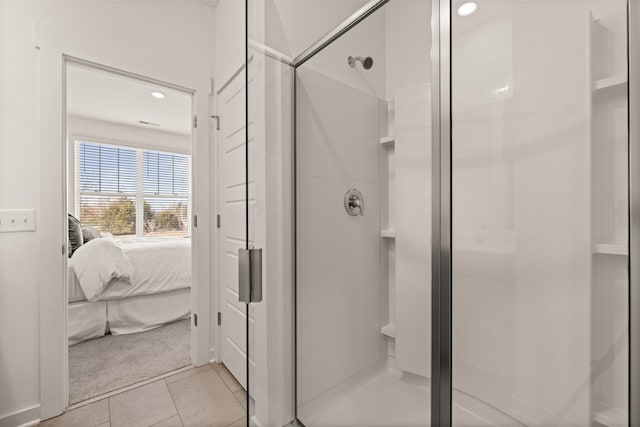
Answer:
[68,301,107,345]
[108,288,191,335]
[69,237,191,302]
[68,289,191,344]
[69,237,134,301]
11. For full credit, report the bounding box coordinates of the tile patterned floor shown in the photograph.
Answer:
[39,363,247,427]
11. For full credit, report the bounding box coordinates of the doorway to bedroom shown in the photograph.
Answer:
[65,61,195,405]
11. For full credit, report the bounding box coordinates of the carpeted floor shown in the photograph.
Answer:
[69,319,191,404]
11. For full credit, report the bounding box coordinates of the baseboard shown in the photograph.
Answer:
[209,347,218,364]
[0,404,40,427]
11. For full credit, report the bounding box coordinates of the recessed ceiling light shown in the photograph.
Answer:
[151,91,165,99]
[457,2,477,16]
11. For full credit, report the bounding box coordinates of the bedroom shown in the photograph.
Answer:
[65,62,195,404]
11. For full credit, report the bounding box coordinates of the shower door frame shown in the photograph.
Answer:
[430,0,452,425]
[628,2,640,426]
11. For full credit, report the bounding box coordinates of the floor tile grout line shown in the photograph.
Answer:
[213,362,247,413]
[225,414,246,427]
[164,377,185,427]
[211,363,247,421]
[165,364,213,385]
[149,410,180,427]
[231,389,246,412]
[215,363,244,396]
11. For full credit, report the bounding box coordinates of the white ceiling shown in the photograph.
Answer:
[266,0,370,59]
[67,64,193,136]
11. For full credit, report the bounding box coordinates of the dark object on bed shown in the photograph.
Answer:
[68,214,84,257]
[82,225,101,243]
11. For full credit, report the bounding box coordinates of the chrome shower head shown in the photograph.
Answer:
[348,56,374,70]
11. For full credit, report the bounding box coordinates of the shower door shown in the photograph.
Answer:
[294,1,433,425]
[449,1,631,425]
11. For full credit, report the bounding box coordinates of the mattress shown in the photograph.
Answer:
[68,236,191,302]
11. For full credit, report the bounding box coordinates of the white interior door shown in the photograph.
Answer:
[218,70,251,389]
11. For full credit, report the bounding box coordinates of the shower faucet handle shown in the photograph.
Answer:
[344,189,364,216]
[349,196,363,214]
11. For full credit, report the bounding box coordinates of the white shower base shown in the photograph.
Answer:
[299,362,524,427]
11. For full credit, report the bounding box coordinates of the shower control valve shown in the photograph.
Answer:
[344,189,364,216]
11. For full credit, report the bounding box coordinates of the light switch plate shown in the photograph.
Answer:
[0,209,36,232]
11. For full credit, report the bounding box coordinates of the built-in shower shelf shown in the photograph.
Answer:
[380,136,395,146]
[380,229,396,238]
[594,407,627,427]
[593,75,627,93]
[381,323,396,338]
[593,243,628,256]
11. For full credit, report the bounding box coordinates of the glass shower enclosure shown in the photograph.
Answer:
[239,0,638,425]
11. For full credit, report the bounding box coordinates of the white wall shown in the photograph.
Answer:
[289,4,387,416]
[214,0,245,88]
[0,2,215,424]
[296,66,383,411]
[384,0,432,378]
[68,116,192,154]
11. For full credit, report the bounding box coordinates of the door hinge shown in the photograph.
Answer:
[217,312,222,325]
[238,248,263,303]
[62,243,67,256]
[217,214,221,228]
[193,115,198,128]
[193,313,198,327]
[193,214,198,228]
[210,115,220,131]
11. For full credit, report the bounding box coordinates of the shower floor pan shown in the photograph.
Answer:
[299,362,524,427]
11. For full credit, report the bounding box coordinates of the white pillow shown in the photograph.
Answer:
[70,237,134,302]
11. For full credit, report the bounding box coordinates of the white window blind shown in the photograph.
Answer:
[77,141,191,238]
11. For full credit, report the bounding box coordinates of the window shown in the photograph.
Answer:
[76,140,190,238]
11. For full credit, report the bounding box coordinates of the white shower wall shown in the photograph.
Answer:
[451,1,628,425]
[294,5,388,410]
[384,0,433,379]
[296,0,437,414]
[297,66,384,405]
[394,84,432,378]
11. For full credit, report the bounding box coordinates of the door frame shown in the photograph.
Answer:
[36,22,213,421]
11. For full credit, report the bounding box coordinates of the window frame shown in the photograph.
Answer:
[74,139,192,238]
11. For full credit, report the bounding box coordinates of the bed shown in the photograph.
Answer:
[67,236,192,345]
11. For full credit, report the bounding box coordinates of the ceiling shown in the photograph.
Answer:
[67,64,193,136]
[266,0,370,59]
